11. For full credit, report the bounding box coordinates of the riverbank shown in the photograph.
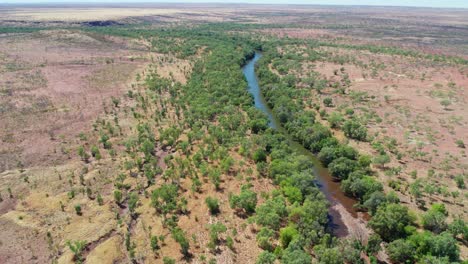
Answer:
[242,52,371,239]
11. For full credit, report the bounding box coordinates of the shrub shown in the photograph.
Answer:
[387,239,415,263]
[90,145,101,160]
[74,204,82,215]
[113,190,123,205]
[455,139,465,148]
[323,97,333,107]
[342,120,367,141]
[281,248,311,264]
[77,146,89,162]
[422,205,447,234]
[256,196,287,230]
[172,227,190,257]
[208,222,227,253]
[229,185,257,215]
[256,251,276,264]
[328,112,343,128]
[454,174,465,189]
[205,197,220,215]
[328,157,357,180]
[163,257,176,264]
[368,204,413,241]
[256,227,275,250]
[280,226,299,248]
[67,240,87,264]
[128,192,139,217]
[253,149,267,163]
[226,236,234,250]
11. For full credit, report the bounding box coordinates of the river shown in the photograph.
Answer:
[243,52,368,237]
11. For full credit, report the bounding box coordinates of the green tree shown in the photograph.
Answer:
[448,217,467,239]
[151,184,178,216]
[256,227,275,250]
[373,153,390,169]
[256,251,276,264]
[328,157,357,180]
[280,226,299,248]
[256,196,287,230]
[229,185,257,215]
[368,204,413,241]
[281,248,311,264]
[314,245,343,264]
[253,149,267,163]
[342,120,367,141]
[422,205,447,234]
[387,239,415,263]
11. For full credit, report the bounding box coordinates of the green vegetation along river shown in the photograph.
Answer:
[243,52,364,236]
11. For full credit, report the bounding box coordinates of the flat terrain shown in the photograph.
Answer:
[0,29,148,171]
[0,4,466,264]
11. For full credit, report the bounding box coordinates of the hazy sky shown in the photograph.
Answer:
[2,0,467,9]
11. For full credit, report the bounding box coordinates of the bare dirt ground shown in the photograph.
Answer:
[0,29,149,172]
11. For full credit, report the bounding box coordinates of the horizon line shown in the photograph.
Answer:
[0,1,467,10]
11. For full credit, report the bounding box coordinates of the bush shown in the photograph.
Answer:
[208,222,227,252]
[90,145,101,160]
[256,251,276,264]
[256,196,287,230]
[448,217,467,239]
[342,120,367,141]
[67,240,87,264]
[368,204,413,241]
[172,227,190,257]
[113,190,123,205]
[387,239,415,263]
[455,139,465,148]
[253,149,267,163]
[328,157,357,180]
[454,174,465,189]
[341,172,383,201]
[150,235,159,252]
[422,205,447,234]
[328,112,343,128]
[74,204,82,215]
[323,97,333,107]
[256,227,275,250]
[279,226,299,248]
[229,185,257,215]
[281,248,311,264]
[205,197,220,215]
[314,245,343,264]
